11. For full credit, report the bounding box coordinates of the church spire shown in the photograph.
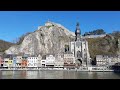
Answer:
[75,22,81,41]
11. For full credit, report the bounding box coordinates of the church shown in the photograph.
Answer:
[65,22,91,66]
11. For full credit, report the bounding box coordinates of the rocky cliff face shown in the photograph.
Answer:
[5,21,75,56]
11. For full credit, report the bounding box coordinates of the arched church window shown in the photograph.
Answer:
[77,51,82,58]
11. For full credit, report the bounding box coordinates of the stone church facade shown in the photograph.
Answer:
[67,22,90,66]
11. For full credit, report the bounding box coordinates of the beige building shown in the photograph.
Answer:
[3,54,13,68]
[63,52,75,68]
[54,53,64,68]
[96,55,120,66]
[96,55,106,66]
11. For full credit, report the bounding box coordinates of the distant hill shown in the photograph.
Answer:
[0,39,15,52]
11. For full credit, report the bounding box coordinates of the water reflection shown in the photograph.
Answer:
[38,70,64,79]
[0,70,120,79]
[1,71,14,79]
[26,71,38,79]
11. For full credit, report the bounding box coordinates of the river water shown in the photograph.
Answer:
[0,70,120,79]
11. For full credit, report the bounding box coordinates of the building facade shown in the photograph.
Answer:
[15,56,22,68]
[27,56,38,68]
[21,56,28,68]
[96,55,107,66]
[63,52,75,68]
[55,53,64,68]
[3,54,13,68]
[0,55,4,67]
[37,54,42,68]
[96,55,120,66]
[46,55,55,67]
[41,59,46,67]
[68,22,90,66]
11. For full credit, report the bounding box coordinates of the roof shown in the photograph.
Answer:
[64,51,73,54]
[4,54,13,59]
[96,54,120,58]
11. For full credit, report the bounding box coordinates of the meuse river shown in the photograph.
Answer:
[0,70,120,79]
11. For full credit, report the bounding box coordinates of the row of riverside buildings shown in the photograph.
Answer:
[0,53,76,69]
[96,55,120,67]
[1,53,120,69]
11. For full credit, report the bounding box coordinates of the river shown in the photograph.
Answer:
[0,70,120,79]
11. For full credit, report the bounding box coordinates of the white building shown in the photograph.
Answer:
[37,54,42,68]
[54,54,64,68]
[45,20,53,27]
[83,34,106,39]
[27,56,38,68]
[15,56,22,68]
[3,58,9,67]
[46,55,55,67]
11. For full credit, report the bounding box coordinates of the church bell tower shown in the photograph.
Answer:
[75,22,81,41]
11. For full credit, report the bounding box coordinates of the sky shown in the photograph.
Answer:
[0,11,120,42]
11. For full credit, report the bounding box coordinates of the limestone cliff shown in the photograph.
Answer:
[5,21,75,56]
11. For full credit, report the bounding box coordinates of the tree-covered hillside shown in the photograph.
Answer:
[0,40,15,52]
[86,31,120,60]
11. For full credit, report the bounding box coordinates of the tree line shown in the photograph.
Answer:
[83,29,106,36]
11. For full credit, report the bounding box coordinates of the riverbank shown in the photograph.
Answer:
[0,68,114,72]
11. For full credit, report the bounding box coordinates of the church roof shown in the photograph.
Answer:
[64,51,73,54]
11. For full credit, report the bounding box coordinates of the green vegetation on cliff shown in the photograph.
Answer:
[84,29,106,36]
[0,40,14,52]
[87,34,120,59]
